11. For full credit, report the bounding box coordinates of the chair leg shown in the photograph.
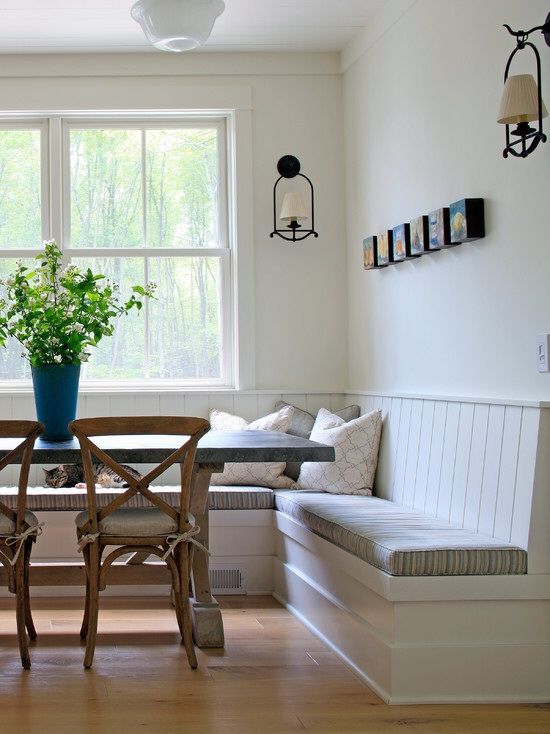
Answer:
[15,556,30,669]
[177,543,197,669]
[173,581,185,638]
[83,543,100,669]
[80,546,91,640]
[23,539,37,641]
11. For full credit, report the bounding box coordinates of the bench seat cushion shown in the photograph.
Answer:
[0,486,275,512]
[275,491,527,576]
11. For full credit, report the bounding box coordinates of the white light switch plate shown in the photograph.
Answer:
[536,334,550,372]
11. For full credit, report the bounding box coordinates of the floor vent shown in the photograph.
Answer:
[209,566,246,594]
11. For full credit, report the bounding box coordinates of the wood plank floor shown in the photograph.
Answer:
[0,595,547,733]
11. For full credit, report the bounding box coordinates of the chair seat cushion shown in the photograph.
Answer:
[275,491,527,576]
[75,508,188,536]
[0,510,38,535]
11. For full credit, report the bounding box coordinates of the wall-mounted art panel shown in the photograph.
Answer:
[450,198,485,244]
[409,215,429,256]
[428,207,450,250]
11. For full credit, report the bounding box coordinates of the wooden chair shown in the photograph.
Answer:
[69,416,210,669]
[0,420,43,669]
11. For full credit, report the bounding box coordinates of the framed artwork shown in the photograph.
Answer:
[363,236,376,269]
[428,207,450,250]
[409,215,429,255]
[377,230,391,267]
[449,198,485,243]
[391,224,408,262]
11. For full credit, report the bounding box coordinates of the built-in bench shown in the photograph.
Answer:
[273,393,550,704]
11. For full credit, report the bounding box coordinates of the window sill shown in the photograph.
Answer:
[0,380,237,395]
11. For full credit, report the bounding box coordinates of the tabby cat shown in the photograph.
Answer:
[43,462,142,489]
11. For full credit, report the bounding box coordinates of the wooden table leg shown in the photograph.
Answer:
[189,462,224,648]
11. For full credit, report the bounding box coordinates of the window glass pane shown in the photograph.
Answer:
[0,258,34,379]
[148,257,221,379]
[0,129,41,248]
[146,128,219,248]
[70,129,142,247]
[74,258,146,380]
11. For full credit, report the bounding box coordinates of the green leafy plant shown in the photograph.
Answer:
[0,241,156,366]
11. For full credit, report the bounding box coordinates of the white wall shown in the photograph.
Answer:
[0,52,347,393]
[344,0,550,401]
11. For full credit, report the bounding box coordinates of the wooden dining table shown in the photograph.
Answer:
[0,429,335,648]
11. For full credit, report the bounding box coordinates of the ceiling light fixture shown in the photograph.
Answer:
[131,0,225,52]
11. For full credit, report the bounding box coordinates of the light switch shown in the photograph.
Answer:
[536,334,550,372]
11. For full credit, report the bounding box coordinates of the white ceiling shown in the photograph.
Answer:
[0,0,384,54]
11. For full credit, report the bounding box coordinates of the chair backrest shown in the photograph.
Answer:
[0,420,43,531]
[69,416,210,536]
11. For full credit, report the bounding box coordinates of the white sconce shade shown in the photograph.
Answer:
[497,73,548,124]
[131,0,225,52]
[279,192,308,222]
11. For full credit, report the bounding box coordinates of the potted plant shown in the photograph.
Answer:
[0,241,155,440]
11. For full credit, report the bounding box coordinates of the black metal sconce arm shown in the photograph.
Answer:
[501,13,550,159]
[503,12,550,47]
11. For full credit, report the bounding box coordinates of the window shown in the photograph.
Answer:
[0,116,233,387]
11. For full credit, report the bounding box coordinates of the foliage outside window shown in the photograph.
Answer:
[0,117,232,386]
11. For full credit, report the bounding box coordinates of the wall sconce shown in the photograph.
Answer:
[270,155,318,242]
[498,12,550,158]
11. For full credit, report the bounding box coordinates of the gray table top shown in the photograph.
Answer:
[0,430,335,465]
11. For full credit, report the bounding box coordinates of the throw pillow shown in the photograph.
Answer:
[275,401,360,481]
[209,405,296,488]
[297,407,382,495]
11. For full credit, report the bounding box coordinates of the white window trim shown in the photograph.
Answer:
[0,110,244,392]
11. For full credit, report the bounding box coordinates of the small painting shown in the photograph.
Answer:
[449,198,485,244]
[391,224,407,262]
[377,231,391,267]
[409,215,428,255]
[363,236,376,269]
[428,207,450,250]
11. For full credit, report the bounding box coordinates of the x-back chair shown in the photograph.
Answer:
[69,416,210,669]
[0,420,43,669]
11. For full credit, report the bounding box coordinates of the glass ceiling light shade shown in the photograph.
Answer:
[498,74,548,124]
[131,0,225,52]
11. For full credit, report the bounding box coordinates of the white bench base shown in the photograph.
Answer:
[274,512,550,704]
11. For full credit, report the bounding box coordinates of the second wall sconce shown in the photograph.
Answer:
[498,12,550,158]
[270,155,318,242]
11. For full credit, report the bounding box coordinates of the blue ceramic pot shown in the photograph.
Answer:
[31,364,81,441]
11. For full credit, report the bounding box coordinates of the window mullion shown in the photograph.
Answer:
[49,117,63,249]
[141,129,150,379]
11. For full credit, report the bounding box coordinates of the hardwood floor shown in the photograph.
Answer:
[0,595,547,733]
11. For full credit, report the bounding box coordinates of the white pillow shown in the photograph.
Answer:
[297,408,382,495]
[209,405,296,488]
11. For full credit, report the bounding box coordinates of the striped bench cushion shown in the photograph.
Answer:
[0,485,275,512]
[275,491,527,576]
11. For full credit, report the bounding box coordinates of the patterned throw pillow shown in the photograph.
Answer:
[297,408,382,495]
[209,405,296,488]
[274,401,360,481]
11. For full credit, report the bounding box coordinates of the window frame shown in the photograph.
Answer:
[0,113,235,390]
